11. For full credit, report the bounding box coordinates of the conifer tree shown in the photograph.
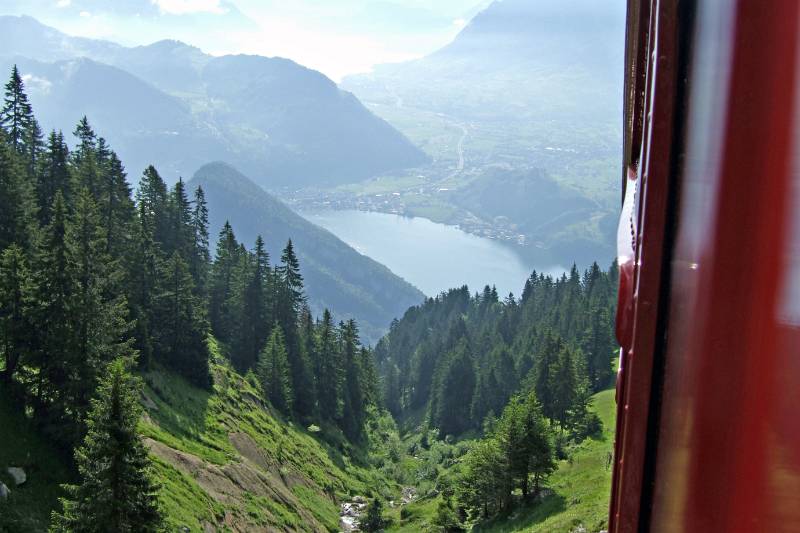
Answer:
[0,141,36,250]
[534,332,562,422]
[50,358,163,533]
[0,65,34,153]
[23,116,43,179]
[99,152,135,259]
[209,221,240,343]
[0,244,33,383]
[359,346,380,408]
[316,309,343,421]
[30,192,76,430]
[257,327,293,414]
[294,304,317,419]
[71,118,100,198]
[136,166,170,250]
[582,305,615,391]
[431,340,476,437]
[129,201,158,370]
[168,178,194,261]
[275,240,307,398]
[37,131,70,226]
[191,186,210,298]
[340,319,366,440]
[154,252,210,388]
[66,189,133,443]
[360,499,389,532]
[550,344,579,430]
[235,236,270,371]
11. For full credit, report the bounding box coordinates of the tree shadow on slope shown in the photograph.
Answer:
[0,390,73,533]
[141,365,219,462]
[471,493,568,533]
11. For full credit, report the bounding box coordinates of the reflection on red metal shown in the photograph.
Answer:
[615,165,637,354]
[610,0,800,531]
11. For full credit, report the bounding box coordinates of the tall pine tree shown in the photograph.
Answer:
[257,327,293,414]
[51,358,163,533]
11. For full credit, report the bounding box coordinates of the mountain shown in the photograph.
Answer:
[344,0,625,124]
[341,0,626,267]
[0,15,427,186]
[188,162,425,343]
[6,55,230,180]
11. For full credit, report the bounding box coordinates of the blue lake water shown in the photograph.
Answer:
[302,209,565,297]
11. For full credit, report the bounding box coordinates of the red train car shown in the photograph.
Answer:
[610,1,800,531]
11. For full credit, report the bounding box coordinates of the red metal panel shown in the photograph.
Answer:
[649,0,800,531]
[610,1,682,531]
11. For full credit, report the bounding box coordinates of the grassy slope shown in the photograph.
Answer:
[0,338,400,532]
[138,338,397,532]
[388,389,616,533]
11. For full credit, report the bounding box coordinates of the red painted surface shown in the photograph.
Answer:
[610,1,682,530]
[611,0,800,531]
[649,0,800,530]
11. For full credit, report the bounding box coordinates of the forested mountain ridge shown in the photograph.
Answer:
[190,162,424,345]
[376,262,618,436]
[0,15,428,186]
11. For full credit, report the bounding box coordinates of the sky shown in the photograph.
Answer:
[0,0,490,81]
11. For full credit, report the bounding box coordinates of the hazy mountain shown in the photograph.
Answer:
[6,55,230,180]
[342,0,626,266]
[343,0,625,124]
[189,162,425,343]
[0,15,427,187]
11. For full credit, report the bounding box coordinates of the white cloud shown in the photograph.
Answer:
[56,0,71,8]
[22,74,52,95]
[453,18,466,28]
[213,14,423,81]
[79,10,91,17]
[151,0,227,15]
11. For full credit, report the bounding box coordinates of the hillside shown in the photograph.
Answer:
[189,162,425,344]
[386,389,615,532]
[0,342,401,532]
[0,346,616,533]
[4,55,228,181]
[0,15,427,186]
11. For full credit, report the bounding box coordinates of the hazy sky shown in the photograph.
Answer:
[1,0,490,80]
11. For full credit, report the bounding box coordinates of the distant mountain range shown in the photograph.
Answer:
[0,15,427,187]
[189,162,424,344]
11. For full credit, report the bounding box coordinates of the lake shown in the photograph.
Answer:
[302,210,565,297]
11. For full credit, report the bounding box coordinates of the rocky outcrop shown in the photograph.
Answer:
[144,437,328,532]
[7,467,26,486]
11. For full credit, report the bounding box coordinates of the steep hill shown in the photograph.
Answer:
[0,15,427,186]
[0,342,400,532]
[189,162,425,344]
